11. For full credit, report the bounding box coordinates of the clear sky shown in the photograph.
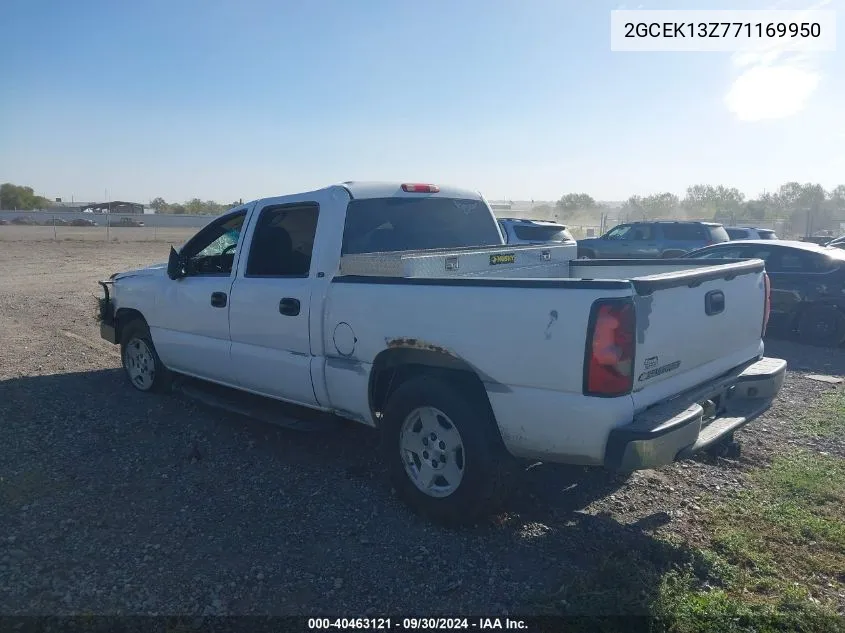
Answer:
[1,0,842,204]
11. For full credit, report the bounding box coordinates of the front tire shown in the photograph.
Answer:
[120,319,172,392]
[381,375,516,526]
[797,305,845,347]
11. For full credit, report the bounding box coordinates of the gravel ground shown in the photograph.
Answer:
[1,237,843,616]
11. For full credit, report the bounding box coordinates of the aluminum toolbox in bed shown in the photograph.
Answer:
[338,242,577,278]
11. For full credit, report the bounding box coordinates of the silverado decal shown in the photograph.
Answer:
[638,360,681,382]
[490,253,516,265]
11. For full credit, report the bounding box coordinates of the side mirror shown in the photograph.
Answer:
[167,246,185,280]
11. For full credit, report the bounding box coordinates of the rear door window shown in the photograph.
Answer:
[628,224,654,240]
[341,197,503,254]
[246,203,319,277]
[662,224,706,240]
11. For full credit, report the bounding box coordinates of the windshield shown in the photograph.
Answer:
[341,197,504,254]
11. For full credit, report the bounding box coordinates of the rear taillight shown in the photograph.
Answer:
[584,299,636,397]
[762,273,771,336]
[401,183,440,193]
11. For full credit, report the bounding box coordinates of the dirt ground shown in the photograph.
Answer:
[1,233,844,621]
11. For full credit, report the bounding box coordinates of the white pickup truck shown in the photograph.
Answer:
[98,182,786,524]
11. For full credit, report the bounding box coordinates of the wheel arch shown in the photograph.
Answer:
[367,342,503,442]
[114,307,147,344]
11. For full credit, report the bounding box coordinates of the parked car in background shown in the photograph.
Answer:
[70,218,97,227]
[684,240,845,346]
[825,235,845,249]
[44,218,69,226]
[11,216,39,225]
[114,217,144,227]
[497,218,575,245]
[576,220,729,259]
[800,232,835,246]
[0,219,9,225]
[725,226,778,241]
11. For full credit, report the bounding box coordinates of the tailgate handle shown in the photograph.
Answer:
[704,290,725,316]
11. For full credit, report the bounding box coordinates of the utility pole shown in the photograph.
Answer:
[106,188,110,242]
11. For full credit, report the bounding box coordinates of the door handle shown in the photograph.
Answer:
[210,292,227,308]
[279,297,301,316]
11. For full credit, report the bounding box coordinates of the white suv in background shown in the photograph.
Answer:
[725,226,778,241]
[498,218,575,245]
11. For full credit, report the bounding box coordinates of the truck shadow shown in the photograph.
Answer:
[0,368,714,618]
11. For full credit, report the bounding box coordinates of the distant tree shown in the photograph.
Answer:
[683,184,745,217]
[150,197,168,213]
[636,192,680,219]
[169,203,186,215]
[184,198,205,214]
[0,183,51,210]
[556,193,598,214]
[830,184,845,208]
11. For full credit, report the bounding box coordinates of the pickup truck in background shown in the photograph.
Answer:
[98,182,786,525]
[577,220,730,259]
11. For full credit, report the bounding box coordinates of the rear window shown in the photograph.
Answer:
[726,228,749,240]
[706,225,730,242]
[341,197,504,254]
[512,225,571,242]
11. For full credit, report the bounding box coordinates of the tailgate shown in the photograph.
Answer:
[629,260,767,411]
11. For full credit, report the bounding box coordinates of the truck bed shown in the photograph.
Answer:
[332,249,768,427]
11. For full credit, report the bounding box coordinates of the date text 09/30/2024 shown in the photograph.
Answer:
[308,618,528,630]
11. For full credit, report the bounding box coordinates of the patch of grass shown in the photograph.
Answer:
[532,451,845,631]
[654,571,844,633]
[659,451,845,630]
[794,388,845,437]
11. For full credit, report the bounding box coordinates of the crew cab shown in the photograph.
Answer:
[98,182,786,524]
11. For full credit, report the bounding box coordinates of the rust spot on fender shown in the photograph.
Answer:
[385,337,458,357]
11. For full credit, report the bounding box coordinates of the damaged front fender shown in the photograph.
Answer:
[97,280,117,344]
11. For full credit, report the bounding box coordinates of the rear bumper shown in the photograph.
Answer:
[604,356,786,471]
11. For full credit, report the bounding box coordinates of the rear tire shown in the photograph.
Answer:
[381,374,516,526]
[120,319,172,393]
[797,305,845,347]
